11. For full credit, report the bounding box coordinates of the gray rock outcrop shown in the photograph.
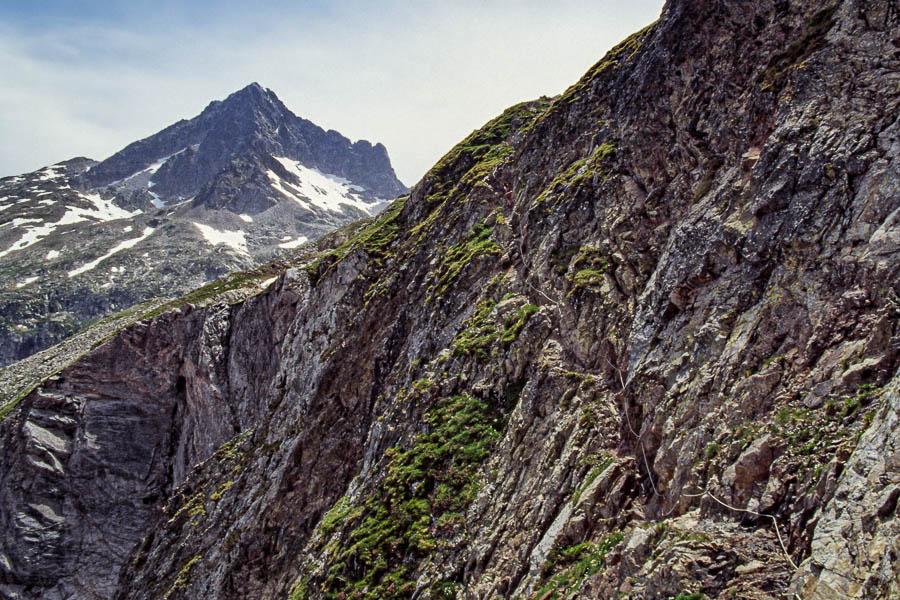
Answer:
[1,0,899,598]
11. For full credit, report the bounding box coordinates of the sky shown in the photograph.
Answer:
[0,0,666,187]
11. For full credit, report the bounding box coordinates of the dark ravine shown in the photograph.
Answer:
[2,0,900,599]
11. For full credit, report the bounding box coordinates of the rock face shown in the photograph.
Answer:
[0,84,407,367]
[2,0,900,599]
[791,377,900,599]
[0,278,302,599]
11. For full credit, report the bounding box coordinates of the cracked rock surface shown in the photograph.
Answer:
[1,0,899,598]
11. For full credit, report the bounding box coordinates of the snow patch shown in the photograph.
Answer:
[16,276,38,288]
[5,218,42,228]
[0,193,142,258]
[239,214,253,223]
[268,157,378,215]
[148,191,164,208]
[192,222,249,254]
[109,147,189,186]
[123,225,133,233]
[278,236,309,249]
[68,227,155,277]
[0,226,48,257]
[150,147,191,171]
[77,192,141,222]
[266,169,312,210]
[37,167,62,181]
[46,250,60,260]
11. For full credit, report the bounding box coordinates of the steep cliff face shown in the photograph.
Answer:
[0,272,299,598]
[2,0,899,598]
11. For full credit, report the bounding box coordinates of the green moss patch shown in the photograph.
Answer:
[566,247,611,294]
[305,196,408,281]
[460,144,514,190]
[499,304,539,344]
[163,555,202,599]
[534,532,624,599]
[453,298,539,361]
[571,452,615,505]
[452,300,499,360]
[429,221,501,301]
[534,142,618,207]
[528,20,655,131]
[299,393,503,600]
[428,101,547,181]
[412,99,549,217]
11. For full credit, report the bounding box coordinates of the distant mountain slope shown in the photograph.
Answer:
[0,84,407,365]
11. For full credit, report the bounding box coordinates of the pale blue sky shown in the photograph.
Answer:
[1,1,665,186]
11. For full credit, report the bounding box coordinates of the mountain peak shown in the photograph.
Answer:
[222,82,277,107]
[83,85,407,200]
[206,82,288,123]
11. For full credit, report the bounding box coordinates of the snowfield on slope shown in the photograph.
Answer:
[0,193,141,259]
[268,157,382,214]
[68,227,155,277]
[278,235,309,249]
[192,222,249,254]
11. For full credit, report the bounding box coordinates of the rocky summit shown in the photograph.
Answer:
[0,83,407,367]
[1,0,900,598]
